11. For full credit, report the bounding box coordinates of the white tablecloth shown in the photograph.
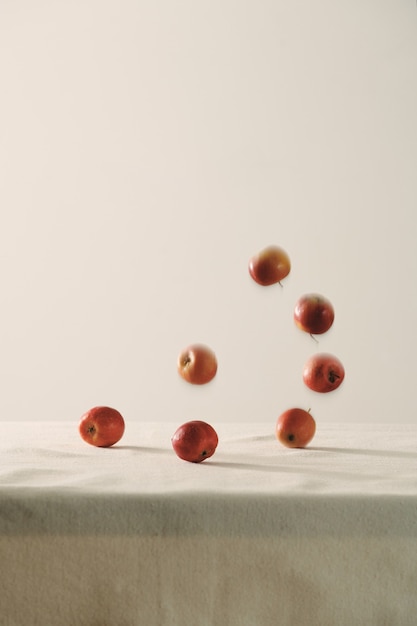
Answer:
[1,421,417,626]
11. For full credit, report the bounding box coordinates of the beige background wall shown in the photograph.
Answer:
[0,1,416,424]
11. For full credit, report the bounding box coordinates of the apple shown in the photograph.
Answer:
[248,245,291,286]
[294,293,334,335]
[79,406,125,447]
[177,343,217,385]
[303,352,345,393]
[276,408,316,448]
[171,420,219,462]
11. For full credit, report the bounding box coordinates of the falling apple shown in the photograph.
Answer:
[171,420,219,462]
[248,245,291,286]
[177,343,218,385]
[303,352,345,393]
[276,407,316,448]
[294,293,334,335]
[78,406,125,447]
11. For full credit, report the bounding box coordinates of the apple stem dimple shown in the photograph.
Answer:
[328,371,340,383]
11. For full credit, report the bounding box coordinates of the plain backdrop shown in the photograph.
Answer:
[0,1,416,425]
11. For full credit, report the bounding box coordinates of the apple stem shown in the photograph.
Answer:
[310,333,319,344]
[328,371,340,383]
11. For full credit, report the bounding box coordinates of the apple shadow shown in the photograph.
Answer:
[205,456,414,485]
[230,434,275,443]
[109,445,171,455]
[309,446,417,460]
[206,460,295,473]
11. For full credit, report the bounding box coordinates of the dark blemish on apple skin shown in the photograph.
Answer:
[201,450,207,456]
[288,434,295,442]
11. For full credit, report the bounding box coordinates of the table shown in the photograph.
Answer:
[1,420,417,626]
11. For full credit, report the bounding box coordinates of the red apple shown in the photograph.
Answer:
[177,343,217,385]
[248,245,291,286]
[303,352,345,393]
[79,406,125,447]
[276,408,316,448]
[171,420,219,462]
[294,293,334,335]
